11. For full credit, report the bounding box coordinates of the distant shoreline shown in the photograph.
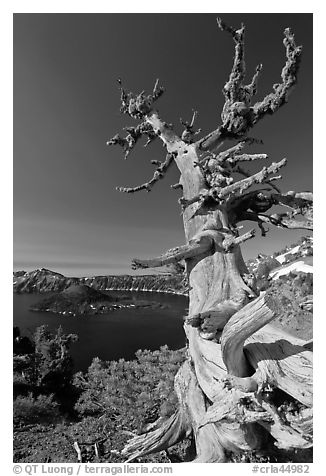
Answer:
[13,268,188,296]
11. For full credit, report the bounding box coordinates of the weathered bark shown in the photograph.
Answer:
[109,18,312,462]
[221,292,277,378]
[120,121,312,460]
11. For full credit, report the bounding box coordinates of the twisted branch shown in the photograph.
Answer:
[258,212,313,231]
[107,123,158,159]
[233,165,281,193]
[217,17,246,104]
[273,191,313,210]
[186,289,251,338]
[197,22,302,152]
[252,28,302,121]
[217,138,263,162]
[215,158,287,201]
[131,232,214,270]
[199,390,312,450]
[220,292,277,379]
[179,158,286,211]
[116,153,175,193]
[118,78,165,119]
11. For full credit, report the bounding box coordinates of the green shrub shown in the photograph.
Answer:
[74,346,185,433]
[13,393,60,425]
[33,325,78,391]
[256,257,280,279]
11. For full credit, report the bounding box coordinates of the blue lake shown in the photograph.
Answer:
[13,291,188,372]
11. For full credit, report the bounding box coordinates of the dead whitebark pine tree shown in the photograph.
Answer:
[107,18,312,462]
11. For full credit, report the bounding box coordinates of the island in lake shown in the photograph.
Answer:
[30,284,168,317]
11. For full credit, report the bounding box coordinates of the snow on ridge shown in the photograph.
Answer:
[275,245,301,264]
[270,260,313,280]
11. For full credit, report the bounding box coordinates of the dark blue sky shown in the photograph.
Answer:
[13,13,312,276]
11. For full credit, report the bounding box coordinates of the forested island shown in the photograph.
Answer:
[29,284,168,317]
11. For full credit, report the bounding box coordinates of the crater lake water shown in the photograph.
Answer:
[13,291,188,372]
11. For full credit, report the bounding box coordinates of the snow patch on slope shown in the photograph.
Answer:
[270,260,313,280]
[275,245,301,264]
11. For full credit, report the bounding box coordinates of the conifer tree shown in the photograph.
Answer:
[34,325,78,390]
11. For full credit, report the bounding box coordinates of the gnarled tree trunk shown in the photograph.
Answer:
[108,18,313,462]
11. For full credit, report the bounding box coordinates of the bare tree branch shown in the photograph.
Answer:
[228,153,268,165]
[171,182,183,190]
[239,209,312,232]
[216,158,287,201]
[202,139,264,172]
[108,78,178,161]
[196,22,302,152]
[116,153,175,193]
[145,111,183,151]
[264,176,282,193]
[107,122,158,159]
[252,28,302,121]
[117,78,165,119]
[179,159,286,212]
[233,165,281,193]
[131,233,214,270]
[222,228,256,251]
[180,110,202,143]
[272,191,313,210]
[217,17,246,104]
[243,63,263,98]
[260,213,313,231]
